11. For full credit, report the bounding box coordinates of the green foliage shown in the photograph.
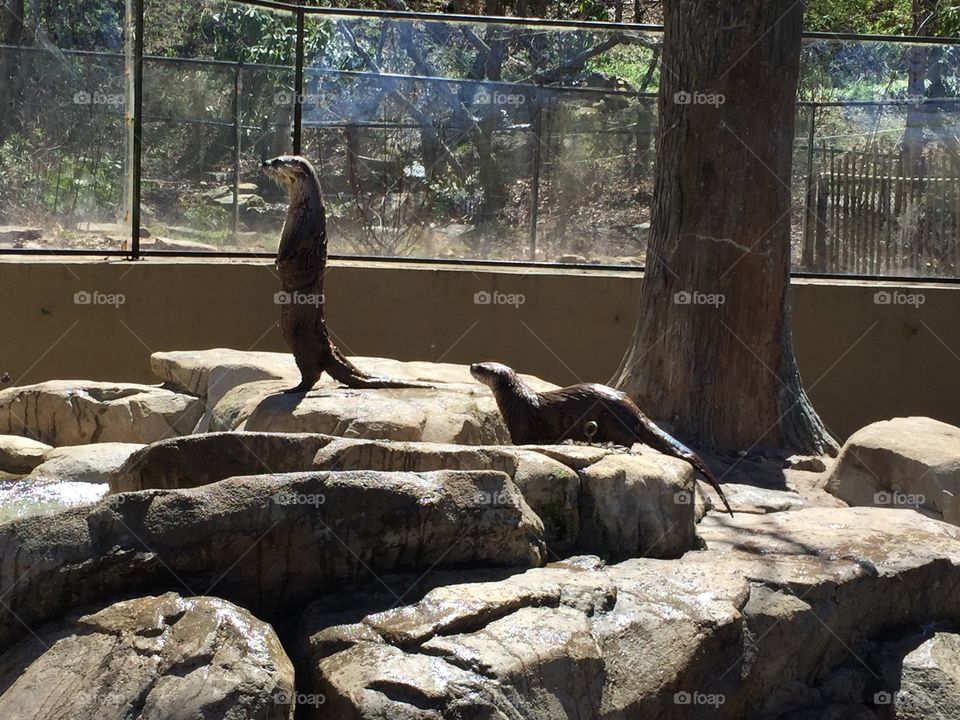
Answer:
[586,44,659,90]
[804,0,960,36]
[38,0,123,52]
[804,0,912,34]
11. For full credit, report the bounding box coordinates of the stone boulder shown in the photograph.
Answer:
[896,632,960,720]
[0,469,545,649]
[105,433,700,559]
[700,481,820,514]
[154,349,557,440]
[312,437,581,553]
[826,417,960,525]
[576,452,697,559]
[298,507,960,720]
[0,592,295,720]
[151,349,299,407]
[0,434,51,474]
[29,442,143,484]
[109,432,333,493]
[151,349,556,405]
[0,381,205,446]
[209,380,510,445]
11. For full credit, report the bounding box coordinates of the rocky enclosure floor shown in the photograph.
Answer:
[0,349,959,719]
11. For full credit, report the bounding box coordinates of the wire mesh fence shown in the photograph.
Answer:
[1,1,959,278]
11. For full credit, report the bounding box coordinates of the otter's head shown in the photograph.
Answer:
[262,155,321,202]
[470,362,517,390]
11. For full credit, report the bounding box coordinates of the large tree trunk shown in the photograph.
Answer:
[612,0,837,456]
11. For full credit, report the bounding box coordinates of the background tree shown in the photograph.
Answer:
[612,0,838,456]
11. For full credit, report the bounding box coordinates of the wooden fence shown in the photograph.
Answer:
[800,146,960,275]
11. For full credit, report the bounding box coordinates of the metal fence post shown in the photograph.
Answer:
[528,96,543,262]
[801,104,817,268]
[131,0,144,260]
[293,9,305,155]
[233,62,243,245]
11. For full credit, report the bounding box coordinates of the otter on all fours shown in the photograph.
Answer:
[470,361,734,516]
[262,155,431,393]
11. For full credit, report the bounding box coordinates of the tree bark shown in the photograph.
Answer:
[612,0,837,456]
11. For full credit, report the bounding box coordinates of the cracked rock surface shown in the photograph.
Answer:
[0,381,205,446]
[299,507,960,720]
[0,592,294,720]
[0,469,545,650]
[104,433,700,560]
[827,416,960,526]
[0,435,51,475]
[109,431,333,493]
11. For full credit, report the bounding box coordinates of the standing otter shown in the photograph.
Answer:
[470,361,733,515]
[263,155,430,393]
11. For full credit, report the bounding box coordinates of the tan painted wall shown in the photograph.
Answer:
[1,258,956,441]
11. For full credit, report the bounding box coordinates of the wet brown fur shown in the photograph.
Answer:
[471,361,733,515]
[263,155,430,393]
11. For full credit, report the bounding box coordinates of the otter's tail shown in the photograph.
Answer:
[679,450,734,517]
[638,422,734,516]
[324,345,433,389]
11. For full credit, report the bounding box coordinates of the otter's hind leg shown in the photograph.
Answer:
[281,305,325,393]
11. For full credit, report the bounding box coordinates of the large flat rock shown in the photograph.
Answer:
[109,432,334,493]
[826,416,960,526]
[210,380,511,445]
[152,349,556,404]
[0,381,205,446]
[0,435,51,475]
[0,592,294,720]
[151,348,299,407]
[154,349,557,442]
[103,432,700,559]
[299,507,960,720]
[312,437,583,553]
[29,442,143,484]
[0,469,545,649]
